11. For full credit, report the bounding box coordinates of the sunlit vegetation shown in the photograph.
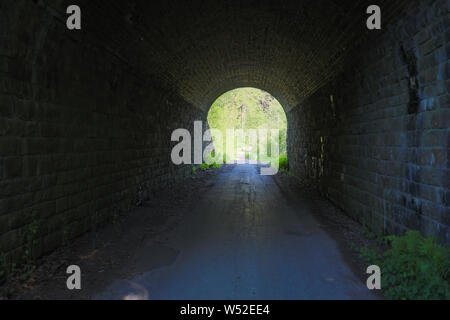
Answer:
[207,88,287,167]
[278,154,289,172]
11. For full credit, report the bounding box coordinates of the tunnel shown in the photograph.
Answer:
[0,0,449,299]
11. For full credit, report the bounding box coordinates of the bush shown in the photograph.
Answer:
[279,154,289,172]
[200,162,221,171]
[210,162,221,169]
[358,231,450,300]
[383,231,450,299]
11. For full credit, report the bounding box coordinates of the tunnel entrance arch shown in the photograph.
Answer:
[206,88,288,171]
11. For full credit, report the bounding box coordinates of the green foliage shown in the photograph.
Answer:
[383,231,450,299]
[200,162,221,171]
[359,246,381,265]
[207,88,287,163]
[279,154,289,172]
[358,231,450,300]
[211,162,221,170]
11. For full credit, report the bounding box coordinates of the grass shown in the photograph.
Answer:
[357,230,450,300]
[192,162,222,174]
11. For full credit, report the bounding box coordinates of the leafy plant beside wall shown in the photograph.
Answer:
[278,154,289,172]
[359,231,450,300]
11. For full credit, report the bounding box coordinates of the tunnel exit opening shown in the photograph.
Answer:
[207,88,288,172]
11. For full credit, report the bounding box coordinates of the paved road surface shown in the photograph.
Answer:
[94,165,376,300]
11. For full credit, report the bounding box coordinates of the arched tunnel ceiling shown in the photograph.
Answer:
[79,0,411,112]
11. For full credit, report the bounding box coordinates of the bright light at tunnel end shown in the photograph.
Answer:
[171,121,280,176]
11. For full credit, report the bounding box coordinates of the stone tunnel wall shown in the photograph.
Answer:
[0,2,205,266]
[287,0,449,244]
[0,0,448,269]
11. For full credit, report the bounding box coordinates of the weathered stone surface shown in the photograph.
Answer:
[288,0,449,244]
[0,0,448,268]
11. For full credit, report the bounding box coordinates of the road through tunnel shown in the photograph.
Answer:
[0,0,449,274]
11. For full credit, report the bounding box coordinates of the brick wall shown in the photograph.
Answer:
[287,0,449,244]
[0,0,447,269]
[0,1,205,266]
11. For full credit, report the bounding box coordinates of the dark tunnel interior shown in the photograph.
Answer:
[0,0,449,300]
